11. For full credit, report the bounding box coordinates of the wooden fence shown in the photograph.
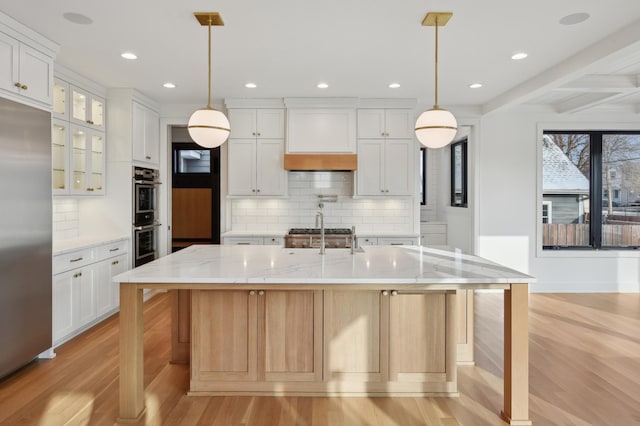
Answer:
[543,223,640,247]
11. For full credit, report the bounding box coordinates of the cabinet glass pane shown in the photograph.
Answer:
[72,129,87,190]
[52,122,67,190]
[91,134,104,190]
[53,83,66,117]
[72,90,87,122]
[91,98,104,127]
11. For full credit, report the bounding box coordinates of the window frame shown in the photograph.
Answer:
[450,138,468,208]
[542,129,640,251]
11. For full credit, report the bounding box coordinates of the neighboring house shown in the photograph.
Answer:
[542,136,590,224]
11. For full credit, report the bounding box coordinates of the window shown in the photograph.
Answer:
[542,131,640,249]
[419,147,426,205]
[450,139,468,207]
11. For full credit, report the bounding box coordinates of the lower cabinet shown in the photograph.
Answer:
[188,288,456,395]
[190,289,323,391]
[325,289,457,393]
[52,239,129,347]
[222,236,285,246]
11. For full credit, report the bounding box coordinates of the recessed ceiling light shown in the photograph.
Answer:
[163,82,176,89]
[511,52,528,60]
[317,82,329,89]
[559,13,590,26]
[469,83,483,89]
[245,83,257,88]
[121,52,137,60]
[388,83,401,89]
[63,12,93,25]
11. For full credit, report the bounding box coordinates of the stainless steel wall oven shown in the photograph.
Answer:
[133,166,161,267]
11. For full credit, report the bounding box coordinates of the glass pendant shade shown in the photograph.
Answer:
[415,107,458,149]
[188,108,230,148]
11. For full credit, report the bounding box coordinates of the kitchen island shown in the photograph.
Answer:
[114,244,533,425]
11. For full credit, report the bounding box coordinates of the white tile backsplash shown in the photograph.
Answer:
[52,199,79,240]
[230,171,414,233]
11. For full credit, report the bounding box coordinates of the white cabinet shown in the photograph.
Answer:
[132,101,160,167]
[228,139,286,196]
[228,109,284,139]
[223,236,284,246]
[357,236,419,246]
[228,108,286,197]
[0,31,54,107]
[70,124,105,194]
[357,109,414,139]
[52,239,130,347]
[357,139,414,196]
[69,85,105,131]
[420,222,448,246]
[286,108,356,153]
[52,70,107,196]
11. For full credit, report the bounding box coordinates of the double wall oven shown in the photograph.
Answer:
[133,166,161,267]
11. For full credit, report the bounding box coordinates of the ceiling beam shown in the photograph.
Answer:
[554,74,639,92]
[482,17,640,115]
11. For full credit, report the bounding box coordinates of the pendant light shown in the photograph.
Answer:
[415,12,457,149]
[188,12,230,148]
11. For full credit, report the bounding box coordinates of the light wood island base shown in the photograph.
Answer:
[116,245,532,424]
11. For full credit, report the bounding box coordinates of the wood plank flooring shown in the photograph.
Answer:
[0,292,638,425]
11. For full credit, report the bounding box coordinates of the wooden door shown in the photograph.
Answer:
[191,290,258,385]
[262,290,322,382]
[324,290,388,383]
[388,291,457,388]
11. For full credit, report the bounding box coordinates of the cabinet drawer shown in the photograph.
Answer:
[421,234,447,245]
[223,237,264,245]
[377,237,418,246]
[95,239,129,260]
[420,224,447,234]
[53,248,95,275]
[357,237,378,246]
[263,237,284,246]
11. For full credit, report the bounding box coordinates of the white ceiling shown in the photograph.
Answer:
[3,0,640,114]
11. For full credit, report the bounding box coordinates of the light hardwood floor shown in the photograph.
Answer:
[0,292,638,425]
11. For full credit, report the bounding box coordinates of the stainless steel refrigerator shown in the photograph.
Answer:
[0,97,52,379]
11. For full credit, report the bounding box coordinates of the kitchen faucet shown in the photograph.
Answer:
[315,209,325,255]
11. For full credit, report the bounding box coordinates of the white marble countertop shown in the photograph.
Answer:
[114,245,533,286]
[53,235,129,256]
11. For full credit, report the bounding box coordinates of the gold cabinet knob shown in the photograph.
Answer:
[258,290,265,296]
[249,290,256,296]
[391,290,398,296]
[382,290,389,296]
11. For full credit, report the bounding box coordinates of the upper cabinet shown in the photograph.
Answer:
[0,13,58,109]
[357,109,414,139]
[132,101,160,167]
[356,107,416,197]
[52,67,107,195]
[70,86,105,131]
[227,104,287,197]
[228,109,284,139]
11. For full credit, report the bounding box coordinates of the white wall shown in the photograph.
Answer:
[477,106,640,292]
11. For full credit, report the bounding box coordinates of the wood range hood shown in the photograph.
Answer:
[283,154,357,171]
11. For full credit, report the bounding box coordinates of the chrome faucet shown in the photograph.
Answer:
[315,210,325,255]
[351,225,356,254]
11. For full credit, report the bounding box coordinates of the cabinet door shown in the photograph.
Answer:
[255,139,285,196]
[52,271,75,344]
[74,268,96,329]
[110,254,129,311]
[18,44,53,105]
[132,102,159,165]
[385,110,414,139]
[0,32,19,96]
[89,130,105,194]
[228,139,257,195]
[52,119,69,194]
[384,139,413,195]
[70,86,104,130]
[52,79,69,119]
[324,290,388,382]
[357,109,385,139]
[388,291,456,387]
[70,126,104,194]
[191,290,258,383]
[256,109,285,139]
[263,290,323,382]
[94,259,112,318]
[356,139,384,195]
[228,109,257,139]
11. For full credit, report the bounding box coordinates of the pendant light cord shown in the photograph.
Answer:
[434,15,439,109]
[207,16,212,109]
